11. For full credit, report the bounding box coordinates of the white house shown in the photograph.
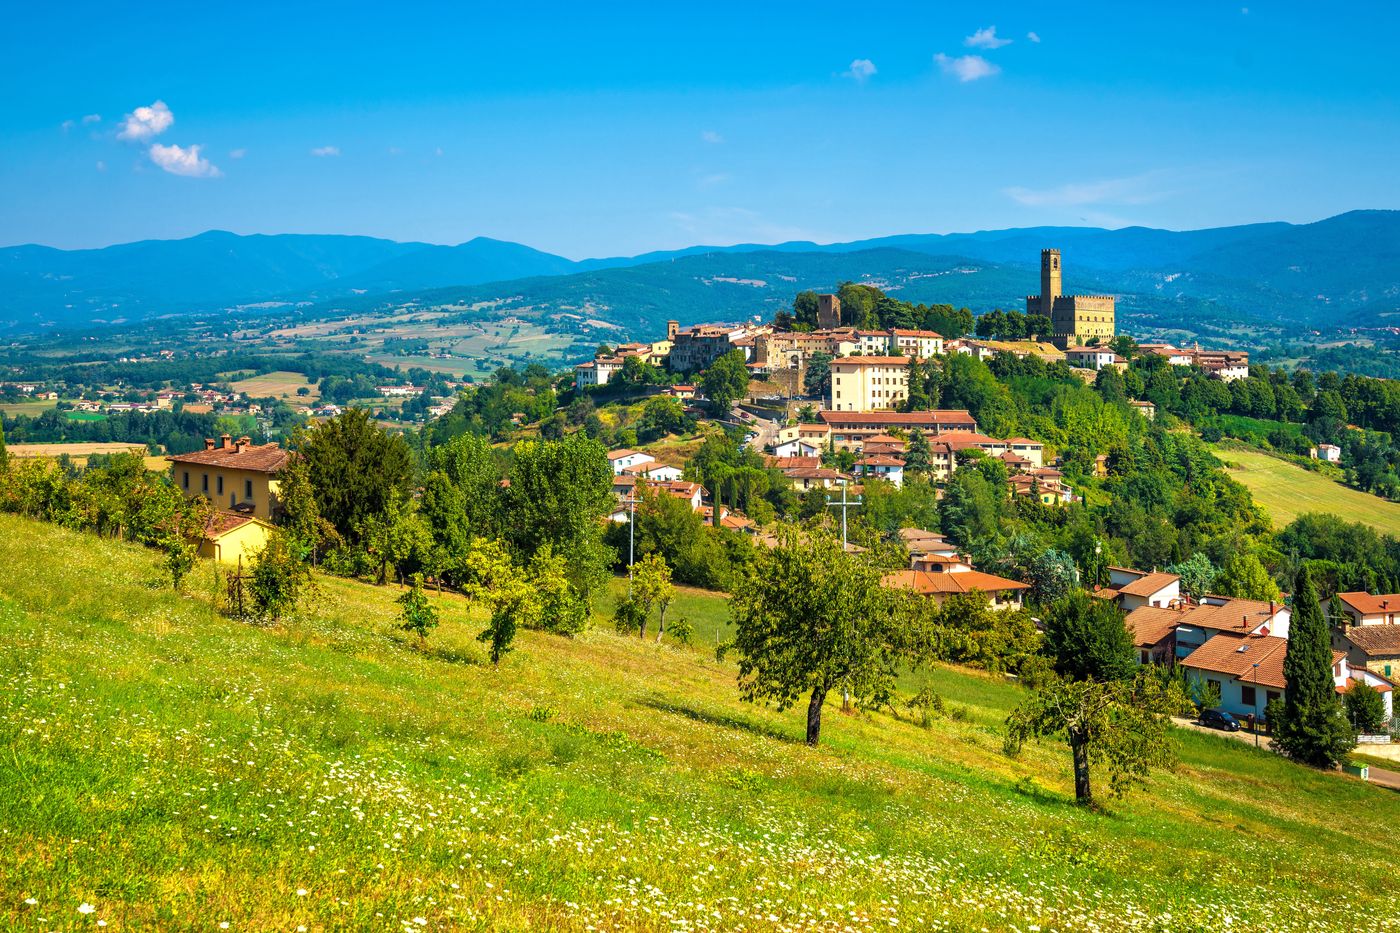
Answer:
[773,437,824,458]
[1316,444,1342,463]
[1107,567,1181,612]
[607,449,655,476]
[576,358,623,389]
[622,462,684,483]
[1182,631,1392,725]
[1063,346,1121,371]
[855,454,905,488]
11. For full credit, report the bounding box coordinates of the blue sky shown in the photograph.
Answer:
[3,1,1397,257]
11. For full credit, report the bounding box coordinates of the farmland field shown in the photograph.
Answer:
[6,441,147,458]
[1,512,1397,931]
[0,399,57,418]
[1213,445,1400,535]
[229,370,319,401]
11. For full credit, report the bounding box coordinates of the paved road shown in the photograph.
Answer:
[1173,717,1400,790]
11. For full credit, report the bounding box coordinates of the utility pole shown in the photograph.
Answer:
[626,493,638,596]
[825,481,863,551]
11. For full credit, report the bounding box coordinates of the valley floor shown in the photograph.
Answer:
[1,514,1398,931]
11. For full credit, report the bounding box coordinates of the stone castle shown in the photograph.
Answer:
[1025,249,1114,349]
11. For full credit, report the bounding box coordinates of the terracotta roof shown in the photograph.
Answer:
[1335,592,1400,616]
[820,410,976,426]
[898,527,947,544]
[203,510,261,539]
[169,440,288,474]
[882,569,1029,596]
[764,456,822,470]
[1006,437,1042,447]
[832,356,911,366]
[1343,625,1400,657]
[607,449,648,461]
[864,434,904,445]
[890,329,945,338]
[1181,633,1291,689]
[858,455,906,467]
[1117,571,1180,600]
[1124,605,1185,650]
[1183,598,1285,636]
[782,467,847,480]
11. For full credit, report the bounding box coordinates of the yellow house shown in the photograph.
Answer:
[200,512,276,564]
[829,356,909,412]
[168,434,288,517]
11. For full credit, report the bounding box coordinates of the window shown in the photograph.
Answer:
[182,471,189,490]
[202,473,208,493]
[245,479,253,499]
[217,475,224,495]
[1240,685,1257,708]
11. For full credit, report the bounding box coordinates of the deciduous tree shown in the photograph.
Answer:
[731,527,899,746]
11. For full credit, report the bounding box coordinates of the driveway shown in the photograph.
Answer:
[1172,717,1400,790]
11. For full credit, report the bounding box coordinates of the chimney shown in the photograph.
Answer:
[204,438,215,450]
[220,433,233,450]
[1269,599,1276,615]
[236,435,251,452]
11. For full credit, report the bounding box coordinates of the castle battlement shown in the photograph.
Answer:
[1025,249,1114,350]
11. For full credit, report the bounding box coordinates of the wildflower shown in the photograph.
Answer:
[78,902,96,914]
[296,888,309,897]
[24,898,37,906]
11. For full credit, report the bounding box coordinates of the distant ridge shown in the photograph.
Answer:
[1,210,1397,332]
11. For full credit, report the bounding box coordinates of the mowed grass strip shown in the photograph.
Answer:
[0,513,1397,931]
[1214,445,1400,535]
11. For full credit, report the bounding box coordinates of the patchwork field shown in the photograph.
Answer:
[228,370,319,402]
[1,513,1397,931]
[1213,445,1400,535]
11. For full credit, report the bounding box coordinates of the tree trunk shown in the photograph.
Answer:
[1070,728,1093,805]
[655,604,667,643]
[806,683,828,746]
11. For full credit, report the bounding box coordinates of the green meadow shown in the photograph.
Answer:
[1,512,1398,931]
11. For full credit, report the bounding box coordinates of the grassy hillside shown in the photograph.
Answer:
[1214,445,1400,535]
[1,514,1397,931]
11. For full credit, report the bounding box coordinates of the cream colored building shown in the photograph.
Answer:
[168,434,288,517]
[829,356,909,412]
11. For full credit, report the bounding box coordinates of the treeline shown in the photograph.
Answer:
[1,409,231,455]
[783,284,974,337]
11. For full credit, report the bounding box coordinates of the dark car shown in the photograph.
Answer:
[1200,708,1241,732]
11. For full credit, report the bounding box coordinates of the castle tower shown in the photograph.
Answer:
[817,294,841,329]
[1039,249,1062,318]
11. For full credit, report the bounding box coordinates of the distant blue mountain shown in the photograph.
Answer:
[2,210,1397,331]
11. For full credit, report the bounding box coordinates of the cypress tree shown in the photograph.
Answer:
[904,429,931,473]
[1274,569,1355,768]
[0,417,8,472]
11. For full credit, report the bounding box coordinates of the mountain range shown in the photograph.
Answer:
[3,211,1398,337]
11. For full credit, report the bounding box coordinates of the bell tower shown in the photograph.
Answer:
[1039,248,1062,317]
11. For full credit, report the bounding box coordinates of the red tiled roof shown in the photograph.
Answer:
[1343,625,1400,657]
[1335,592,1400,616]
[764,456,822,470]
[1181,633,1290,689]
[1124,605,1185,650]
[1184,598,1285,636]
[832,356,911,366]
[1117,571,1180,600]
[820,410,976,426]
[857,455,906,467]
[169,440,288,474]
[203,510,258,539]
[882,569,1028,596]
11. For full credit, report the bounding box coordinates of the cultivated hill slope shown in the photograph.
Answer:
[1,513,1397,931]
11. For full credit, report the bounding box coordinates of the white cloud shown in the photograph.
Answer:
[842,58,877,82]
[118,101,174,141]
[1027,31,1041,43]
[434,147,444,157]
[1002,172,1169,208]
[667,206,823,245]
[60,119,74,133]
[229,148,247,159]
[965,27,1011,49]
[149,142,221,178]
[82,113,101,125]
[934,53,1000,82]
[310,145,340,157]
[96,160,107,173]
[701,130,724,144]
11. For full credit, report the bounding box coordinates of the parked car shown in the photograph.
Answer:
[1200,708,1241,732]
